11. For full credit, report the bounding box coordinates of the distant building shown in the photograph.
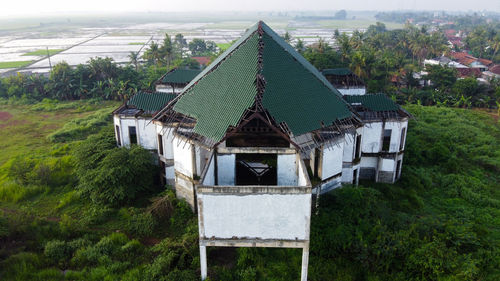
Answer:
[113,21,410,281]
[155,68,201,94]
[322,68,366,95]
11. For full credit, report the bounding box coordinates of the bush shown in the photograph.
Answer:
[126,211,156,238]
[75,134,157,206]
[44,240,74,267]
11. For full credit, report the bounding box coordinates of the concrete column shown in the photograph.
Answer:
[301,242,309,281]
[200,245,207,280]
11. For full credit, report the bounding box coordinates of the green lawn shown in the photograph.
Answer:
[128,42,145,45]
[0,61,33,69]
[0,101,118,167]
[216,42,232,51]
[22,49,64,56]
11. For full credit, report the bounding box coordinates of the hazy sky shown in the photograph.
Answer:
[1,0,499,17]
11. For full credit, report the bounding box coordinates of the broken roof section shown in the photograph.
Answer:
[127,91,176,115]
[158,68,202,85]
[162,21,353,143]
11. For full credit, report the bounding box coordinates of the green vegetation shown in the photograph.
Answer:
[128,42,145,45]
[1,102,499,280]
[216,42,231,51]
[22,49,64,56]
[0,61,33,69]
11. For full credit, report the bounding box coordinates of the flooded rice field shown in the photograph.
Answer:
[0,20,353,75]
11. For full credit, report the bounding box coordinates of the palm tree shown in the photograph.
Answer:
[336,33,351,62]
[128,51,139,71]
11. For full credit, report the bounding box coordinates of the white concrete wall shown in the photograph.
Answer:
[338,88,366,96]
[360,156,378,169]
[173,138,194,178]
[384,121,407,153]
[343,133,355,163]
[156,125,175,159]
[113,115,123,146]
[341,164,360,184]
[298,157,308,187]
[137,119,157,150]
[277,154,298,186]
[199,193,311,240]
[321,141,344,180]
[379,158,395,172]
[165,166,175,185]
[217,154,235,185]
[361,122,383,153]
[202,156,215,186]
[195,146,210,178]
[118,118,136,147]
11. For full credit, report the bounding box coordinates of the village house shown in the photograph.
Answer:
[113,21,409,281]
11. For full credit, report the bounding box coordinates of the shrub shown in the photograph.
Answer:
[76,144,156,206]
[126,211,156,238]
[44,240,74,267]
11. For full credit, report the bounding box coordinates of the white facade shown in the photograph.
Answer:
[113,115,157,150]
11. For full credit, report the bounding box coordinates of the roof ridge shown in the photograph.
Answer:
[259,22,344,98]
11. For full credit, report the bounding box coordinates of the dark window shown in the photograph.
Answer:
[353,169,357,184]
[129,126,137,144]
[236,154,277,185]
[355,134,361,159]
[313,148,320,178]
[382,129,391,151]
[115,125,121,146]
[400,128,406,151]
[158,134,163,155]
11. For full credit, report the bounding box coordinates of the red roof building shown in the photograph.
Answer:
[191,56,211,66]
[456,68,482,78]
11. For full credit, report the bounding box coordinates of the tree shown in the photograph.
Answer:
[143,41,161,66]
[128,51,139,71]
[49,62,76,100]
[174,33,187,58]
[333,10,347,20]
[159,33,174,68]
[283,31,292,43]
[188,38,207,56]
[424,65,457,92]
[295,39,305,53]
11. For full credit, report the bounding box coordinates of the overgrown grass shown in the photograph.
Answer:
[22,49,64,56]
[0,103,499,280]
[0,61,32,69]
[46,108,112,142]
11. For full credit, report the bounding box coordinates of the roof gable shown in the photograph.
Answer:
[166,21,353,142]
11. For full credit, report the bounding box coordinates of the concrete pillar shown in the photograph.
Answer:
[301,243,309,281]
[200,245,207,280]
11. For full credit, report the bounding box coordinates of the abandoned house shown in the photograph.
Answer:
[112,21,409,281]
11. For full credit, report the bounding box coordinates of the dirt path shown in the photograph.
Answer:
[0,111,13,121]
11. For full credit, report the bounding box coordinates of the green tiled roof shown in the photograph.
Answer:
[127,91,176,114]
[174,32,259,141]
[322,68,352,76]
[344,94,399,112]
[171,21,353,142]
[160,68,202,84]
